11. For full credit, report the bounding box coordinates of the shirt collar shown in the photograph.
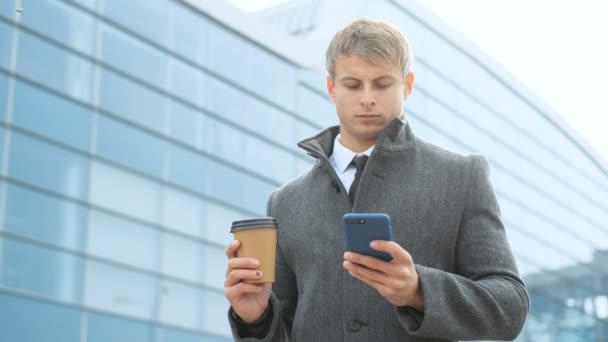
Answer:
[332,134,375,173]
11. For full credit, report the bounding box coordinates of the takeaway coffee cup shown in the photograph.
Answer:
[231,217,278,283]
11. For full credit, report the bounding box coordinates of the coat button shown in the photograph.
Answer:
[348,319,362,332]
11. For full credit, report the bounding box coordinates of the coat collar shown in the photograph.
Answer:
[297,116,416,160]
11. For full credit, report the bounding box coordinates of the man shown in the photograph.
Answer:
[224,17,529,341]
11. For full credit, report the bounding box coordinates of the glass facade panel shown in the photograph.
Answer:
[0,293,81,342]
[161,187,205,238]
[8,132,89,200]
[0,237,83,303]
[3,181,87,251]
[84,260,157,320]
[201,290,232,336]
[16,30,92,103]
[96,114,164,178]
[18,0,95,55]
[167,57,205,107]
[89,161,161,223]
[157,279,204,330]
[160,232,203,284]
[12,80,92,150]
[86,210,160,271]
[0,73,7,122]
[100,0,170,47]
[0,21,11,70]
[169,1,209,66]
[87,312,153,342]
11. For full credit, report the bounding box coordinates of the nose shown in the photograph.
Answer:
[360,87,376,107]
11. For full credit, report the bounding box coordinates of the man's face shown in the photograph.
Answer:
[327,54,414,151]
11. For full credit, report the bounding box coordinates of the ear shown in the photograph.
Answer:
[326,75,336,102]
[403,72,415,100]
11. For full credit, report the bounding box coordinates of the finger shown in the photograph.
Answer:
[226,257,261,277]
[225,281,264,300]
[225,240,241,259]
[370,240,412,264]
[225,269,264,287]
[344,252,391,273]
[344,261,393,291]
[343,260,391,286]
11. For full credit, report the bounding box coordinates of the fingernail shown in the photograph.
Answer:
[344,252,351,260]
[370,241,377,248]
[343,261,349,268]
[256,271,263,277]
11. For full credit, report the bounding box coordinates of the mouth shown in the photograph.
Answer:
[355,114,381,118]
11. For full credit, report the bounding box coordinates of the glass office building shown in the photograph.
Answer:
[0,0,606,341]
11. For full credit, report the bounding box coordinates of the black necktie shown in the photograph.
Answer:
[349,155,369,203]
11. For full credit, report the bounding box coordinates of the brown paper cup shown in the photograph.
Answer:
[231,218,278,283]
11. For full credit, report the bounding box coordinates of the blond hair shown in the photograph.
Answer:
[326,17,413,79]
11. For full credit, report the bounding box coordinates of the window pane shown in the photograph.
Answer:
[0,73,7,122]
[84,260,157,320]
[162,187,205,238]
[168,58,204,107]
[157,280,203,330]
[96,115,164,178]
[87,312,153,342]
[160,232,203,283]
[16,31,92,102]
[202,245,226,290]
[168,100,206,149]
[8,132,89,200]
[0,1,13,19]
[19,0,94,55]
[202,290,231,336]
[3,182,87,251]
[0,21,11,70]
[87,210,159,271]
[0,237,83,303]
[166,144,206,194]
[205,160,245,208]
[101,0,170,47]
[98,69,167,134]
[155,325,205,342]
[204,202,248,246]
[12,80,92,150]
[0,293,81,342]
[100,24,166,86]
[169,1,208,66]
[89,161,161,223]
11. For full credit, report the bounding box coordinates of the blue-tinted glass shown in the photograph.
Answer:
[202,244,226,289]
[3,182,87,251]
[71,0,96,11]
[87,210,159,271]
[170,2,208,66]
[204,202,248,246]
[0,1,14,20]
[243,176,275,215]
[0,293,81,342]
[101,0,170,46]
[19,0,94,54]
[98,69,166,134]
[0,237,84,303]
[12,80,92,150]
[0,73,7,121]
[8,132,89,200]
[100,24,166,86]
[0,21,12,70]
[168,100,206,149]
[168,58,205,107]
[0,127,4,164]
[84,260,157,319]
[161,232,203,283]
[205,160,244,208]
[162,187,205,238]
[96,115,164,178]
[156,326,204,342]
[202,290,232,336]
[203,118,244,163]
[89,161,161,223]
[166,144,206,194]
[87,312,153,342]
[157,280,203,330]
[16,31,92,102]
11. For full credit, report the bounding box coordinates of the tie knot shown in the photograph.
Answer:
[351,155,369,173]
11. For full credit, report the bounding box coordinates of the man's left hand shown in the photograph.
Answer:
[343,240,424,310]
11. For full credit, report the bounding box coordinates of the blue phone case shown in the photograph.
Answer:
[343,213,393,261]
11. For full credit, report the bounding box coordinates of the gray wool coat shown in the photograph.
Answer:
[229,117,529,341]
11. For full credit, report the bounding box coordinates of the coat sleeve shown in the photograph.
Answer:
[228,190,298,342]
[397,155,529,340]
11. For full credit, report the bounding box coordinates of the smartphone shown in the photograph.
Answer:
[342,213,393,261]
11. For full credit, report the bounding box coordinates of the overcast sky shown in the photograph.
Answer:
[229,0,608,164]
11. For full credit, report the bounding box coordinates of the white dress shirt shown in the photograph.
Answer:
[328,134,374,193]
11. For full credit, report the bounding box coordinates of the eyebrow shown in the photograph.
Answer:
[338,75,398,82]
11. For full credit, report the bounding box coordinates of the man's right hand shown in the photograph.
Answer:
[224,240,272,323]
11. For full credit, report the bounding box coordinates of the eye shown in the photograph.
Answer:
[344,83,360,89]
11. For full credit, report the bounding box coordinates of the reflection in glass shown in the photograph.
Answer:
[157,279,203,330]
[0,237,83,303]
[8,132,89,200]
[84,260,157,320]
[87,312,153,342]
[3,182,87,251]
